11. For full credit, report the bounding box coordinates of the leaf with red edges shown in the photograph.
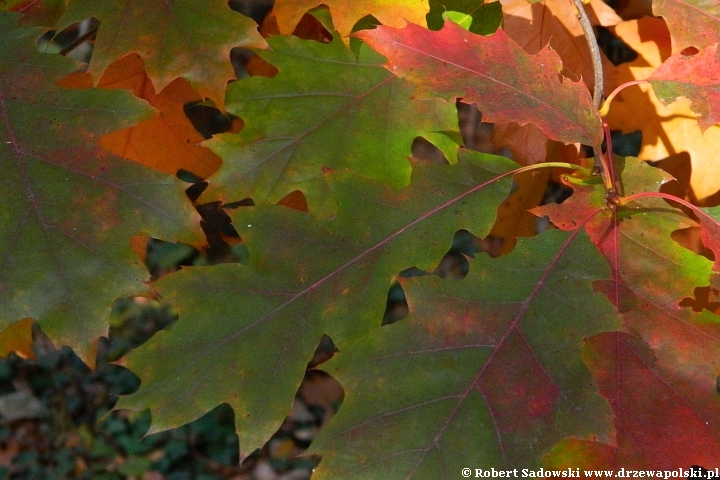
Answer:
[310,228,620,475]
[648,43,720,132]
[536,159,706,301]
[571,332,720,467]
[534,158,720,466]
[652,0,720,53]
[355,21,603,148]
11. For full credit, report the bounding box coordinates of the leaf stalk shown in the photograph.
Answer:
[619,191,720,229]
[599,80,649,116]
[511,161,591,177]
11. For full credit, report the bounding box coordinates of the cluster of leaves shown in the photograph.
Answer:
[2,0,720,475]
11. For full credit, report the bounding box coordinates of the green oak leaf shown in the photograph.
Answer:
[0,11,200,362]
[202,26,458,217]
[310,229,620,476]
[56,0,266,105]
[115,150,516,449]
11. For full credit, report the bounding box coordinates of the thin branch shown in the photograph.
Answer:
[570,0,615,191]
[58,23,99,57]
[572,0,603,109]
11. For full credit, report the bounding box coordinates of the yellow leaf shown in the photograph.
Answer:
[501,0,621,93]
[607,18,720,203]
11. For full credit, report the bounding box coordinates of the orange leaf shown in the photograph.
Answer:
[500,0,621,92]
[492,121,582,166]
[271,0,429,38]
[606,18,720,203]
[94,55,222,180]
[0,318,35,360]
[489,168,552,254]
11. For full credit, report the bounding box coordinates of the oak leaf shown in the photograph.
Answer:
[311,228,620,474]
[545,330,720,468]
[55,0,266,106]
[96,54,224,180]
[534,159,720,465]
[652,0,720,53]
[115,151,516,451]
[500,0,621,93]
[606,18,720,203]
[648,43,720,132]
[0,12,200,362]
[356,21,603,148]
[203,26,458,216]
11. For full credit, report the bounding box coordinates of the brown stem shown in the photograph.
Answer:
[570,0,613,191]
[572,0,603,109]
